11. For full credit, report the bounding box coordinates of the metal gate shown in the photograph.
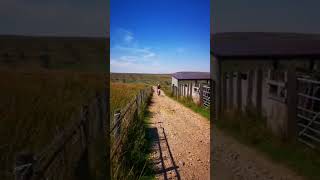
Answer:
[297,76,320,148]
[202,85,210,108]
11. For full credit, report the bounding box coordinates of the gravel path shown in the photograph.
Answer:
[149,87,210,179]
[148,87,304,180]
[212,126,304,180]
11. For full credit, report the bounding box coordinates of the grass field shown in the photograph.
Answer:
[0,70,107,178]
[110,73,171,116]
[0,35,108,72]
[110,82,147,117]
[111,72,170,87]
[0,35,109,178]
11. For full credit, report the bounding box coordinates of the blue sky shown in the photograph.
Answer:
[110,0,210,74]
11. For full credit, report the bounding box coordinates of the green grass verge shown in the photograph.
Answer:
[164,89,210,120]
[216,111,320,180]
[113,93,155,180]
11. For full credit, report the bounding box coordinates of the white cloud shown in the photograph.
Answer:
[111,28,162,73]
[119,55,138,62]
[144,52,155,58]
[113,46,156,60]
[110,59,133,67]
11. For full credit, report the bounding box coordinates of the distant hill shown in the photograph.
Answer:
[0,35,109,72]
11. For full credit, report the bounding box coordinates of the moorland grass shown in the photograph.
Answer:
[111,73,171,89]
[110,82,147,117]
[0,70,106,178]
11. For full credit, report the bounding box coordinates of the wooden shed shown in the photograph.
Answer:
[171,72,211,106]
[211,32,320,145]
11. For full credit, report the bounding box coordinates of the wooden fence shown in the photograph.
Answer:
[110,87,153,178]
[13,90,107,180]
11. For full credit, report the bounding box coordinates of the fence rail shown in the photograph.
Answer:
[13,90,107,180]
[110,87,153,178]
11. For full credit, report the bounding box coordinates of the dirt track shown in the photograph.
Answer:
[212,126,304,180]
[149,87,210,179]
[148,87,304,180]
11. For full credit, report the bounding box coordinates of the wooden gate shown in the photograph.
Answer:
[297,76,320,148]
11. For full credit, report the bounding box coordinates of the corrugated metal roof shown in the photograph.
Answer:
[172,72,210,80]
[211,32,320,58]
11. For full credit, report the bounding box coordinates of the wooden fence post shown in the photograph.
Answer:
[200,83,203,105]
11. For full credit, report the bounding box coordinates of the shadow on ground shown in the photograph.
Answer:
[147,126,181,180]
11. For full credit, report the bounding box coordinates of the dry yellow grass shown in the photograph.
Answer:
[110,82,147,117]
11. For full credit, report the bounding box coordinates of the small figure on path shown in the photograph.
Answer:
[157,84,161,96]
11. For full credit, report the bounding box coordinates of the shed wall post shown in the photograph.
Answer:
[256,68,263,115]
[229,72,234,110]
[287,67,297,140]
[187,83,189,97]
[237,72,242,110]
[222,73,227,113]
[189,83,191,97]
[247,70,254,110]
